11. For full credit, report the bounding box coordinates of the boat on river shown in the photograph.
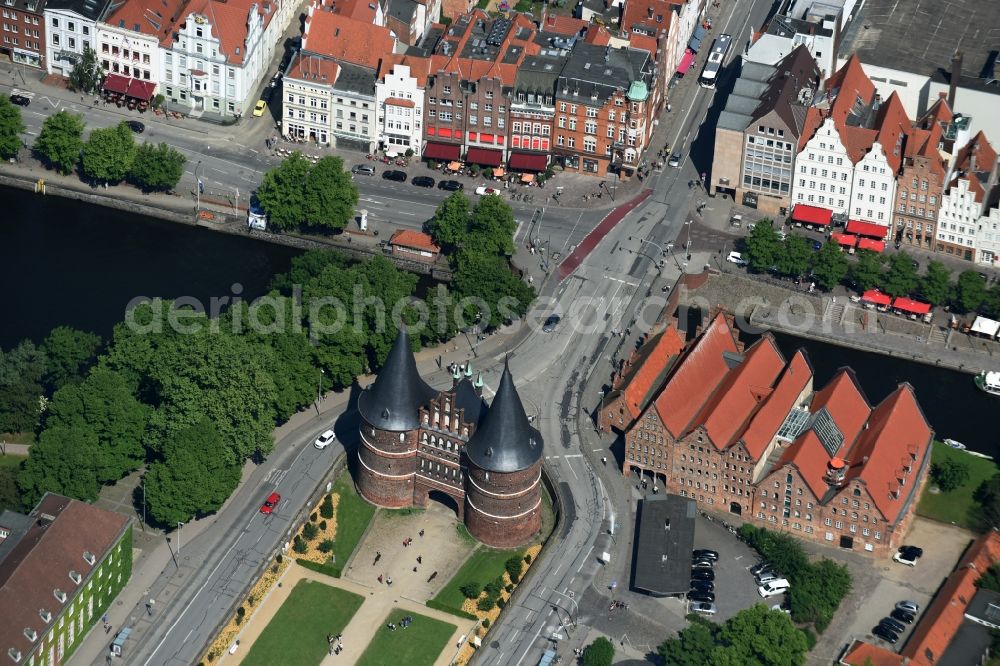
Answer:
[975,371,1000,396]
[944,439,967,450]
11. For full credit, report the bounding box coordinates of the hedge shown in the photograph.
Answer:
[425,599,478,620]
[296,558,338,578]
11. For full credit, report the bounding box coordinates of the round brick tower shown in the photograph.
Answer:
[464,361,544,548]
[356,328,437,508]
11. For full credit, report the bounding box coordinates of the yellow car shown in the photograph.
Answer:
[253,100,267,117]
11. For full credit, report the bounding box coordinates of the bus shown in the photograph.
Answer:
[698,33,732,89]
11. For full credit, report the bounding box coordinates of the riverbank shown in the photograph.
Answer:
[917,440,997,530]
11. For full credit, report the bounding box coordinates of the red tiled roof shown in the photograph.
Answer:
[843,384,932,523]
[304,10,396,69]
[653,313,738,438]
[841,640,905,666]
[798,106,826,152]
[184,0,277,66]
[871,92,911,173]
[385,97,415,107]
[621,325,686,420]
[105,0,189,42]
[693,335,786,449]
[949,131,998,203]
[390,229,440,252]
[377,54,432,86]
[0,494,130,661]
[629,33,659,59]
[621,0,673,38]
[816,55,878,163]
[327,0,380,22]
[288,52,341,84]
[740,349,812,460]
[540,13,589,36]
[901,531,1000,665]
[583,24,612,46]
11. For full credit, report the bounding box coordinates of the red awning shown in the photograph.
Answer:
[125,78,156,101]
[830,232,857,247]
[677,49,695,74]
[423,142,461,161]
[103,73,129,95]
[508,152,548,171]
[466,147,503,167]
[856,238,885,253]
[792,204,832,226]
[861,289,891,306]
[845,220,889,239]
[892,297,932,315]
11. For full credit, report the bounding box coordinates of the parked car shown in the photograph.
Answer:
[879,617,906,634]
[729,214,743,228]
[692,560,714,570]
[352,165,376,176]
[811,240,823,251]
[895,600,920,614]
[757,579,790,598]
[691,569,715,581]
[9,94,30,106]
[260,492,281,514]
[542,314,561,333]
[691,602,717,615]
[253,100,268,117]
[438,180,463,191]
[668,152,683,168]
[126,120,145,133]
[893,545,924,566]
[746,222,756,231]
[689,580,715,593]
[755,571,780,585]
[749,562,773,576]
[872,625,899,644]
[314,429,336,450]
[412,176,435,188]
[890,608,915,624]
[693,549,719,562]
[726,251,749,266]
[688,591,715,603]
[475,185,500,196]
[382,170,407,182]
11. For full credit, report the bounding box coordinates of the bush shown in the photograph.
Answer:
[813,614,831,634]
[484,578,503,598]
[497,597,506,609]
[235,606,246,624]
[293,535,308,553]
[505,584,514,593]
[482,618,491,628]
[320,494,334,519]
[524,553,532,564]
[319,520,327,531]
[582,636,615,666]
[477,596,496,611]
[310,512,318,522]
[296,558,337,577]
[460,582,483,599]
[318,539,335,553]
[425,599,477,620]
[505,555,523,583]
[303,522,319,540]
[801,627,817,650]
[405,148,414,157]
[248,594,256,607]
[276,554,283,564]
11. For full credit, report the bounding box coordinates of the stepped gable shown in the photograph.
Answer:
[357,328,437,431]
[465,360,543,473]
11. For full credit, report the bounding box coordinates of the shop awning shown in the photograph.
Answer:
[447,161,462,171]
[677,49,695,74]
[509,151,548,171]
[466,147,503,167]
[972,316,1000,337]
[831,232,857,247]
[856,238,885,253]
[493,167,506,178]
[126,78,155,101]
[792,204,832,226]
[691,24,706,41]
[845,220,889,239]
[689,35,702,52]
[102,73,130,95]
[521,173,535,183]
[861,289,891,306]
[424,142,461,161]
[892,297,932,315]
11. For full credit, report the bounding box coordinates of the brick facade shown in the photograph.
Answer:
[465,461,543,548]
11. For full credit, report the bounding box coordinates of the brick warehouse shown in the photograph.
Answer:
[356,329,543,548]
[618,312,934,558]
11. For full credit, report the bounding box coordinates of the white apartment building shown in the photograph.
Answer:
[975,197,1000,266]
[792,117,853,213]
[44,0,111,77]
[375,59,426,154]
[937,177,984,261]
[283,52,337,145]
[849,144,896,225]
[330,62,377,153]
[95,0,165,93]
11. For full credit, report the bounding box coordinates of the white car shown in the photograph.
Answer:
[892,546,924,567]
[314,429,336,450]
[475,185,500,196]
[758,578,790,598]
[726,251,749,266]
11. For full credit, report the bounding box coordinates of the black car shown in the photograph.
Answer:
[438,179,463,191]
[126,120,145,133]
[382,170,407,182]
[689,580,715,593]
[542,314,560,333]
[693,549,719,562]
[872,625,899,644]
[9,94,30,106]
[899,545,924,558]
[412,176,435,188]
[691,560,714,569]
[879,617,906,634]
[890,608,915,624]
[750,562,773,576]
[688,591,715,603]
[691,569,715,581]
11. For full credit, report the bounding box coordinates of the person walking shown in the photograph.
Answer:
[387,576,393,587]
[378,574,383,584]
[419,529,425,538]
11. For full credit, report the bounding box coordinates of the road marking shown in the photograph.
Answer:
[514,219,525,244]
[563,454,583,458]
[566,458,579,480]
[577,546,594,573]
[11,88,35,99]
[183,629,194,642]
[397,211,417,216]
[592,448,604,452]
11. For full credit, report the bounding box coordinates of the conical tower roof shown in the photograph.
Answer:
[358,328,437,431]
[465,361,543,473]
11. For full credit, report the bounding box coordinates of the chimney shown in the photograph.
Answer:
[948,50,963,108]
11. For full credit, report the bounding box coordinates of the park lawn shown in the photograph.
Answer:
[917,440,998,529]
[329,471,376,577]
[430,546,520,612]
[242,579,364,666]
[355,609,456,666]
[0,454,26,470]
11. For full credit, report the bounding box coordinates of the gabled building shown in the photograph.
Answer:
[936,131,999,261]
[508,51,564,172]
[44,0,114,77]
[376,55,430,155]
[975,185,1000,266]
[620,0,703,91]
[0,494,132,666]
[1,0,47,70]
[383,0,439,47]
[95,0,184,99]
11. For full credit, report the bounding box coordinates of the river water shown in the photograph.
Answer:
[2,185,994,457]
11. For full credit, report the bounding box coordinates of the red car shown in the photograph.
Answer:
[260,492,281,514]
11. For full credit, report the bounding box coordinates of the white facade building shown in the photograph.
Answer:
[44,0,110,77]
[938,177,985,261]
[375,61,425,154]
[792,117,853,214]
[975,198,1000,266]
[283,52,337,145]
[95,4,162,92]
[850,144,896,225]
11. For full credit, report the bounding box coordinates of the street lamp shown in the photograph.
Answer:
[316,368,325,412]
[177,521,184,553]
[685,220,693,262]
[627,236,671,274]
[195,161,204,212]
[550,588,579,627]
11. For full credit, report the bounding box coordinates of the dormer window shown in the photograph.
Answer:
[22,629,36,643]
[83,551,96,565]
[39,609,51,623]
[53,589,67,603]
[69,570,81,584]
[8,648,21,663]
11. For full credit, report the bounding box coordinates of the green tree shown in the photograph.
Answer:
[920,260,953,305]
[40,326,101,392]
[256,152,312,231]
[469,195,517,256]
[427,191,471,253]
[69,46,104,93]
[974,474,1000,529]
[80,122,137,184]
[775,236,811,278]
[658,618,717,666]
[582,636,615,666]
[460,582,483,599]
[505,555,523,583]
[714,604,808,666]
[932,458,970,492]
[129,142,186,192]
[302,155,358,231]
[810,241,849,290]
[320,493,334,519]
[452,252,536,329]
[16,425,100,505]
[955,270,987,313]
[0,95,25,159]
[982,285,1000,320]
[0,463,21,512]
[144,417,242,525]
[881,251,919,297]
[848,250,884,292]
[302,521,319,540]
[0,339,47,433]
[743,219,781,272]
[977,563,1000,592]
[33,110,86,175]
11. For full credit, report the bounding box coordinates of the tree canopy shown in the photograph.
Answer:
[303,156,359,231]
[931,458,970,492]
[68,46,104,94]
[33,111,86,175]
[582,636,615,666]
[775,235,811,278]
[129,142,186,192]
[920,260,953,305]
[452,252,536,329]
[743,220,781,273]
[0,95,25,160]
[80,122,136,184]
[0,340,46,434]
[955,270,987,313]
[658,606,808,666]
[848,250,884,292]
[810,241,849,291]
[40,325,102,392]
[881,251,919,297]
[427,191,471,253]
[974,474,1000,529]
